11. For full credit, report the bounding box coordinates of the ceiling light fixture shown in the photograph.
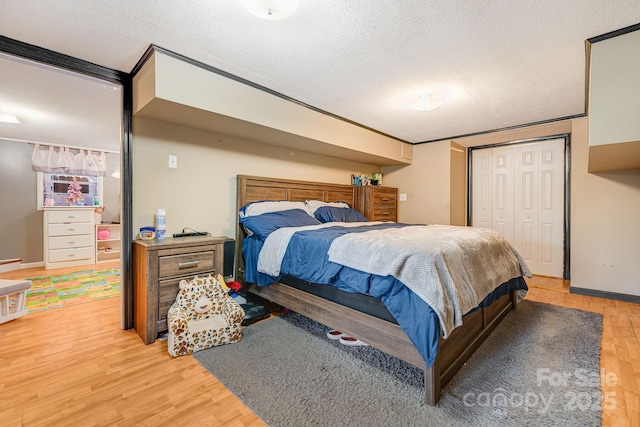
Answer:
[242,0,299,20]
[0,112,21,123]
[411,94,443,112]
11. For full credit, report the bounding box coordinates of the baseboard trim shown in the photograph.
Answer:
[20,261,44,270]
[570,286,640,304]
[0,258,21,273]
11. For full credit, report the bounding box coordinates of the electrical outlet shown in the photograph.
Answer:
[168,155,177,168]
[399,193,407,202]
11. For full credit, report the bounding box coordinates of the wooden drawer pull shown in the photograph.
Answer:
[382,212,390,215]
[178,261,200,269]
[381,197,390,201]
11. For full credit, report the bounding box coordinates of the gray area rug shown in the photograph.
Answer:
[193,300,602,426]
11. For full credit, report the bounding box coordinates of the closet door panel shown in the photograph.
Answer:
[492,147,514,243]
[515,144,539,272]
[536,140,565,277]
[471,149,493,229]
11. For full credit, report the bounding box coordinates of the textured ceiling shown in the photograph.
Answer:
[1,0,640,149]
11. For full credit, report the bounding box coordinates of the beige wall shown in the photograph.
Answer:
[134,51,411,166]
[132,117,380,239]
[449,141,467,226]
[570,117,640,296]
[382,141,452,225]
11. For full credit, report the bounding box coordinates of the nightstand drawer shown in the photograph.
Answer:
[158,250,216,279]
[157,273,213,323]
[48,247,94,263]
[48,222,93,237]
[48,234,93,250]
[47,210,94,223]
[158,278,183,322]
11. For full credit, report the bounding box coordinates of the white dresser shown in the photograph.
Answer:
[43,208,96,269]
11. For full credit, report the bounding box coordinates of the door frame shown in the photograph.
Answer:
[467,133,571,280]
[0,35,134,329]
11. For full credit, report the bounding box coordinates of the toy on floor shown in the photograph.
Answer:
[167,275,244,357]
[215,275,270,326]
[220,277,246,304]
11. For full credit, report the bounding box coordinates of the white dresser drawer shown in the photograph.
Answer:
[48,234,94,250]
[48,222,93,237]
[47,209,94,224]
[48,247,94,263]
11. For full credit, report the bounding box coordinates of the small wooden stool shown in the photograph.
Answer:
[0,280,32,324]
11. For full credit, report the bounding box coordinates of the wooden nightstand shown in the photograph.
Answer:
[133,235,232,344]
[356,186,398,222]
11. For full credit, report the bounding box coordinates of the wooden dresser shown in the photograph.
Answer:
[133,235,230,344]
[356,185,398,222]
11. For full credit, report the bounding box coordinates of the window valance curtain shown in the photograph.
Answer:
[31,144,107,176]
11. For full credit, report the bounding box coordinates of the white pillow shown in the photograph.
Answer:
[239,200,313,218]
[305,200,351,214]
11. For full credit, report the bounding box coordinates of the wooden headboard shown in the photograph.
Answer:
[235,175,356,282]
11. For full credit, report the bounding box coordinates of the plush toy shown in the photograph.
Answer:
[167,275,244,357]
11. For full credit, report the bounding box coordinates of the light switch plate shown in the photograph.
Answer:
[168,155,177,168]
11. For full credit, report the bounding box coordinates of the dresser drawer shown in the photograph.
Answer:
[48,234,93,250]
[47,210,94,223]
[48,222,93,237]
[373,189,397,206]
[48,247,94,263]
[158,250,216,279]
[371,206,397,221]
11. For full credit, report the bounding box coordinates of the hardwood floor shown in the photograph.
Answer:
[1,266,638,426]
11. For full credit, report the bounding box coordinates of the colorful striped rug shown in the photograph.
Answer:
[25,267,120,312]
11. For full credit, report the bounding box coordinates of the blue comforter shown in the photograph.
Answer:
[242,223,527,367]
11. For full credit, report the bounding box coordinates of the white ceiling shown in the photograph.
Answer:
[1,0,640,151]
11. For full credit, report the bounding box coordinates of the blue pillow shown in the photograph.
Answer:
[314,206,368,223]
[239,209,321,239]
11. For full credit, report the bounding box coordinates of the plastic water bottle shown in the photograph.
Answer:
[156,208,166,240]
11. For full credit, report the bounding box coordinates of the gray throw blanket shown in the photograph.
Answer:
[327,224,531,337]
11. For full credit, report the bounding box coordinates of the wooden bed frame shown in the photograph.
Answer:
[235,174,519,405]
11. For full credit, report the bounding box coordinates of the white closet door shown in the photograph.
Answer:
[536,139,565,277]
[492,146,515,243]
[471,148,493,229]
[514,143,539,273]
[471,139,565,278]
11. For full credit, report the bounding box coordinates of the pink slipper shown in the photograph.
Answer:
[326,330,346,340]
[339,336,369,346]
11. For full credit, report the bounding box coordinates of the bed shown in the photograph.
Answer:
[235,175,530,405]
